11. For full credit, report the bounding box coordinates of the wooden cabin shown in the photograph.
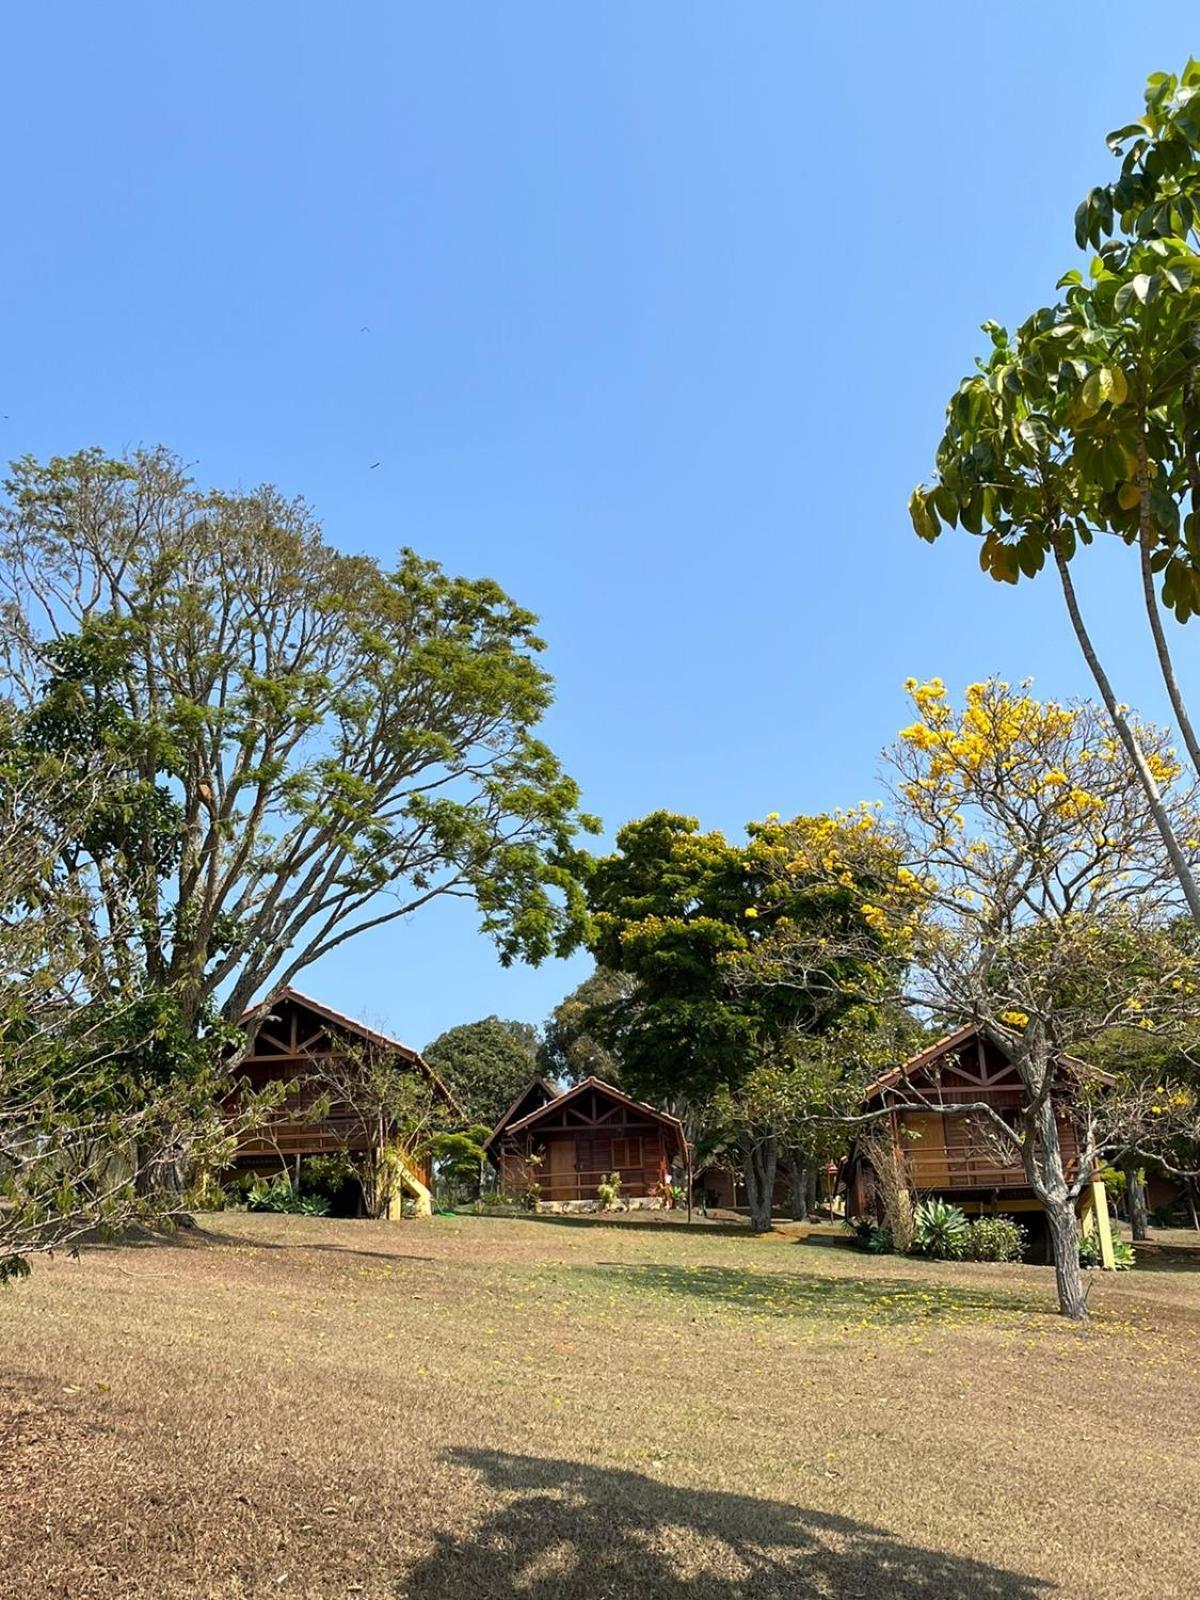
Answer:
[229,987,460,1217]
[485,1076,688,1208]
[842,1023,1114,1255]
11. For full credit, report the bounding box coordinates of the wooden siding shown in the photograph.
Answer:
[228,992,440,1181]
[848,1028,1092,1213]
[491,1079,685,1202]
[498,1125,671,1201]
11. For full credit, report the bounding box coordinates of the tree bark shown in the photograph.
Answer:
[787,1158,809,1222]
[1125,1162,1149,1242]
[1055,543,1200,925]
[806,1166,819,1219]
[1045,1199,1088,1322]
[741,1135,777,1233]
[1019,1053,1088,1319]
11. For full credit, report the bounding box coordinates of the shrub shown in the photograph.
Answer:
[850,1218,896,1253]
[913,1198,970,1259]
[595,1172,623,1211]
[246,1176,330,1216]
[1079,1231,1136,1270]
[965,1215,1027,1263]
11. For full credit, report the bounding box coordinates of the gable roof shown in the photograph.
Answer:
[484,1075,562,1152]
[493,1075,687,1155]
[238,986,462,1115]
[860,1021,1111,1105]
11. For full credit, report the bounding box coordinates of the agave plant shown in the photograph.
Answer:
[913,1198,970,1259]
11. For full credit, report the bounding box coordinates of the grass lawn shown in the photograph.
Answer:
[2,1212,1199,1598]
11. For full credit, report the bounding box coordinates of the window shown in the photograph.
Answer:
[610,1136,641,1170]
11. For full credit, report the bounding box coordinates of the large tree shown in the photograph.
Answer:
[0,448,595,1030]
[0,736,255,1280]
[423,1016,540,1127]
[910,62,1200,921]
[751,680,1200,1318]
[587,810,894,1231]
[539,966,635,1086]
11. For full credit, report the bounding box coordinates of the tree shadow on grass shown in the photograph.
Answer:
[578,1261,1042,1325]
[82,1223,436,1268]
[403,1449,1050,1599]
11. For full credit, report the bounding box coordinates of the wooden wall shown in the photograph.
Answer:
[497,1122,671,1202]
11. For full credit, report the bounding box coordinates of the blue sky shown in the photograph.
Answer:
[4,5,1198,1050]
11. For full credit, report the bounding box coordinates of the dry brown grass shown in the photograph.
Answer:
[2,1210,1199,1598]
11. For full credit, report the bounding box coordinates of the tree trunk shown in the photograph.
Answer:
[1055,544,1200,924]
[1019,1055,1088,1319]
[787,1158,809,1222]
[741,1136,777,1233]
[806,1166,819,1219]
[1125,1162,1149,1242]
[1045,1199,1088,1321]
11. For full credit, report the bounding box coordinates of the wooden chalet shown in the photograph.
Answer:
[485,1076,688,1207]
[229,988,460,1217]
[843,1022,1115,1258]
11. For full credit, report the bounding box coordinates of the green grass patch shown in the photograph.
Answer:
[570,1260,1040,1327]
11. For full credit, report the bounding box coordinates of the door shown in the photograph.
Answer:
[547,1138,577,1201]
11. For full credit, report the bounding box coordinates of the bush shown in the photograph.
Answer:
[913,1198,970,1259]
[595,1172,623,1211]
[246,1176,330,1216]
[964,1215,1027,1263]
[1079,1231,1136,1270]
[850,1218,896,1253]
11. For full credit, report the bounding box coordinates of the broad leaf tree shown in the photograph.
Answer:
[910,62,1200,921]
[423,1016,541,1127]
[0,740,257,1280]
[753,680,1200,1318]
[0,448,595,1031]
[587,810,893,1230]
[539,966,636,1086]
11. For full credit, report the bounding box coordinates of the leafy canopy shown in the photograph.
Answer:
[423,1016,541,1128]
[586,809,897,1108]
[0,447,597,1026]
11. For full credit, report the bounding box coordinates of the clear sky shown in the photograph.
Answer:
[4,5,1198,1050]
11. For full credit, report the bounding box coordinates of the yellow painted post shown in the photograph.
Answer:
[1091,1177,1115,1271]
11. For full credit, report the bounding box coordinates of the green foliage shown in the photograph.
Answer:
[296,1152,358,1203]
[540,966,635,1085]
[912,1199,971,1260]
[964,1215,1027,1264]
[595,1171,623,1211]
[1079,1232,1136,1269]
[423,1018,541,1127]
[855,1222,895,1255]
[430,1125,492,1196]
[910,63,1200,622]
[246,1176,330,1216]
[587,810,894,1108]
[0,447,597,1027]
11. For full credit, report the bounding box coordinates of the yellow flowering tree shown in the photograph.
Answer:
[748,678,1200,1318]
[895,679,1200,1317]
[587,810,902,1231]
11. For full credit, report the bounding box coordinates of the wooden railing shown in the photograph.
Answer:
[903,1150,1082,1189]
[536,1166,659,1202]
